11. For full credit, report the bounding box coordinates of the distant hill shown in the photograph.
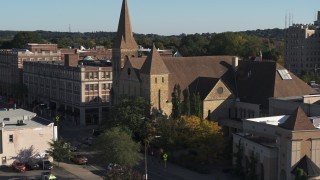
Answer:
[0,28,286,42]
[240,28,285,40]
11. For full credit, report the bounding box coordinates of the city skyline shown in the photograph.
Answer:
[0,0,318,35]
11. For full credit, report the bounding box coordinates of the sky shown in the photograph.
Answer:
[0,0,319,36]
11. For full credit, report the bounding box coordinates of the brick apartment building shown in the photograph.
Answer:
[285,11,320,75]
[0,44,61,101]
[23,54,112,126]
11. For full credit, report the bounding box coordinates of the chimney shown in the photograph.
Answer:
[232,56,239,70]
[64,54,79,66]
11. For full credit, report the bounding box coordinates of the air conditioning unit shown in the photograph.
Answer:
[17,120,24,125]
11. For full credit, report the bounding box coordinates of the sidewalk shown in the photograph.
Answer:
[53,161,103,180]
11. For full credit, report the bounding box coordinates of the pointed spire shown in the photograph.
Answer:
[279,106,316,131]
[140,44,169,75]
[114,0,138,49]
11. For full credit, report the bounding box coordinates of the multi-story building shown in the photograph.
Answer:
[0,108,55,165]
[233,107,320,180]
[285,11,320,75]
[113,0,316,121]
[0,44,61,100]
[23,54,112,126]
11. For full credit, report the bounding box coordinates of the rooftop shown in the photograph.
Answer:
[245,115,289,126]
[0,109,53,130]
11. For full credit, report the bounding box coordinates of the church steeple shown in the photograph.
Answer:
[140,44,169,75]
[114,0,138,49]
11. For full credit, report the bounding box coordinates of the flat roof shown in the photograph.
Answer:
[0,109,53,130]
[245,115,290,126]
[0,109,36,121]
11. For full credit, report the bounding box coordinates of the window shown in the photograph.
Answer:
[162,77,164,83]
[291,140,301,165]
[155,78,157,84]
[312,139,320,167]
[9,135,13,143]
[94,84,98,90]
[94,72,98,79]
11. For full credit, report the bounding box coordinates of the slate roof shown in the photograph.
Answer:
[279,106,317,131]
[237,60,317,109]
[188,77,220,100]
[113,0,138,49]
[291,155,320,177]
[129,55,236,101]
[140,45,169,75]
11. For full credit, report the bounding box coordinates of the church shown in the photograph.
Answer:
[112,0,316,121]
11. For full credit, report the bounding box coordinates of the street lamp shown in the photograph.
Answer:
[144,135,160,180]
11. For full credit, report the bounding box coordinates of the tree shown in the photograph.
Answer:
[190,92,202,118]
[11,31,45,48]
[93,127,143,167]
[46,139,71,167]
[106,97,151,140]
[182,88,190,116]
[177,116,223,163]
[171,84,182,119]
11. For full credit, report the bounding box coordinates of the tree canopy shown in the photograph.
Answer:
[93,127,143,167]
[106,97,151,140]
[46,139,71,167]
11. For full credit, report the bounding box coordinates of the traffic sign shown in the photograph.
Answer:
[56,115,60,122]
[163,153,168,161]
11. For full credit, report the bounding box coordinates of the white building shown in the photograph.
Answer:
[0,109,55,165]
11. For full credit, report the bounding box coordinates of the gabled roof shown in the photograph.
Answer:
[188,77,219,100]
[237,61,316,109]
[164,56,236,101]
[140,45,169,75]
[128,55,236,101]
[279,106,316,131]
[291,155,320,177]
[113,0,138,49]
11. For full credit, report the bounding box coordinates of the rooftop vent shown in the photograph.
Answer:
[16,120,25,126]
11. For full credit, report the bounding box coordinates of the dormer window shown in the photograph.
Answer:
[127,68,131,75]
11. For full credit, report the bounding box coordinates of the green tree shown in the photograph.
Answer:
[93,127,143,167]
[190,92,202,118]
[182,88,190,116]
[171,84,182,119]
[106,97,151,141]
[179,34,209,56]
[46,139,71,167]
[11,31,45,48]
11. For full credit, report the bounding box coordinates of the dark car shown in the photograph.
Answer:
[25,160,40,170]
[38,160,53,170]
[71,154,88,165]
[11,161,26,172]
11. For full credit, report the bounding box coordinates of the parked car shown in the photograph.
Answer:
[25,160,40,170]
[38,160,53,170]
[107,163,122,171]
[11,161,26,172]
[71,154,88,165]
